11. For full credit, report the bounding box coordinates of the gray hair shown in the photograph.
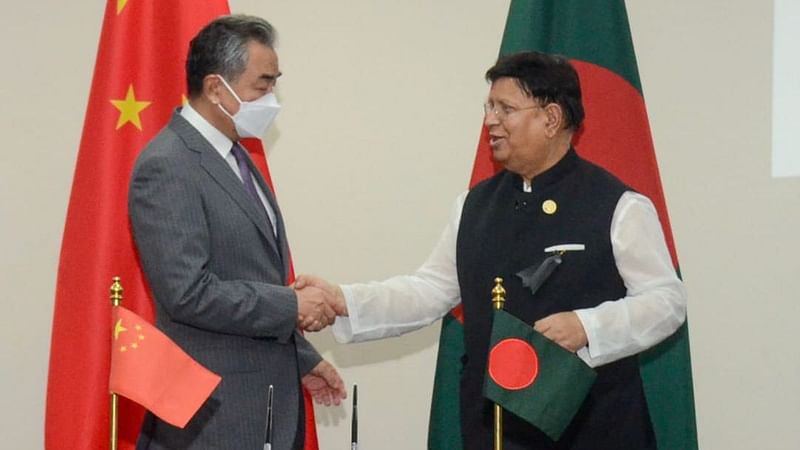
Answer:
[186,14,276,97]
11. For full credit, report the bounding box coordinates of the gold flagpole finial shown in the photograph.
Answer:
[492,277,506,311]
[110,276,123,307]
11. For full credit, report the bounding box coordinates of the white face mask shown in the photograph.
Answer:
[216,75,281,138]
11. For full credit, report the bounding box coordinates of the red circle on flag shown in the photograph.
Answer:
[488,338,539,390]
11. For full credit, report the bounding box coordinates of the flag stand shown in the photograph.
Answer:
[491,277,506,450]
[109,276,123,450]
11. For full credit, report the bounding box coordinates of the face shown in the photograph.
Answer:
[484,77,565,181]
[218,40,281,113]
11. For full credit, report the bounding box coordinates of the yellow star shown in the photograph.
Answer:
[135,324,142,331]
[117,0,130,15]
[131,343,138,349]
[138,334,145,340]
[113,319,127,340]
[120,346,127,352]
[110,84,151,130]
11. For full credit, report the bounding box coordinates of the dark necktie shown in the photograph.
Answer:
[230,143,278,236]
[230,143,263,205]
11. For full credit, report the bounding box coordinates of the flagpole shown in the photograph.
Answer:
[109,277,123,450]
[491,277,506,450]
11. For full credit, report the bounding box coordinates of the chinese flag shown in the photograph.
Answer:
[109,306,221,429]
[46,1,320,449]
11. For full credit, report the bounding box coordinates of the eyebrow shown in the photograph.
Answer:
[487,99,513,107]
[261,72,282,82]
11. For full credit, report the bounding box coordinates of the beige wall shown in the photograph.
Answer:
[2,1,798,448]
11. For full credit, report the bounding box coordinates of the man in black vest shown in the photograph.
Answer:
[298,52,686,449]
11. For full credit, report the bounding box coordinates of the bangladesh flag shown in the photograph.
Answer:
[484,310,596,442]
[428,1,699,449]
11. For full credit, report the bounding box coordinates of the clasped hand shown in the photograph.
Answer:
[294,275,347,331]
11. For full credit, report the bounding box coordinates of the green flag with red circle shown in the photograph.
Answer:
[484,310,596,441]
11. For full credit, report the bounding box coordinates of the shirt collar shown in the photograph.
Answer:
[517,147,579,192]
[180,103,234,160]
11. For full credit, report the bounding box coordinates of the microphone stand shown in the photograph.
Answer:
[351,384,358,450]
[263,385,274,450]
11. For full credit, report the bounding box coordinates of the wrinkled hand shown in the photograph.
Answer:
[302,360,347,406]
[295,274,347,331]
[533,311,588,352]
[296,285,337,332]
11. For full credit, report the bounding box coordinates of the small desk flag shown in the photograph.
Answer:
[109,306,221,428]
[484,309,596,441]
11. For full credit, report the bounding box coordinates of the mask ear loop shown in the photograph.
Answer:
[216,75,244,104]
[214,75,243,120]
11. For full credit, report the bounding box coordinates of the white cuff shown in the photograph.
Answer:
[574,308,601,364]
[330,285,358,343]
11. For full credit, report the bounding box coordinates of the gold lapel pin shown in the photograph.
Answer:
[542,199,557,215]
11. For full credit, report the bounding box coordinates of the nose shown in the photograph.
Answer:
[484,111,500,127]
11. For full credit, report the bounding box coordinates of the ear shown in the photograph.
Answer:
[542,103,564,138]
[202,75,223,105]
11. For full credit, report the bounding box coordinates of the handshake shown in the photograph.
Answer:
[294,275,348,331]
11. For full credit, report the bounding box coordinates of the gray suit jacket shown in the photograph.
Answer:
[129,112,321,450]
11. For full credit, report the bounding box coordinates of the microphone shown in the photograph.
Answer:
[351,384,358,450]
[263,385,274,450]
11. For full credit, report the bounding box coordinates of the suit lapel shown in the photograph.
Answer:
[168,113,283,263]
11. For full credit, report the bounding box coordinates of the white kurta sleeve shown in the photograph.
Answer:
[331,192,467,343]
[574,191,687,367]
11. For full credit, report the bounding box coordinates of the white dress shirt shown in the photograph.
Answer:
[180,104,278,236]
[331,189,687,368]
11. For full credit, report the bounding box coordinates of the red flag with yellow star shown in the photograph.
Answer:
[109,306,221,428]
[46,2,322,449]
[45,1,229,448]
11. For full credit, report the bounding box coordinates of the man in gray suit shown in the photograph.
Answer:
[129,15,345,450]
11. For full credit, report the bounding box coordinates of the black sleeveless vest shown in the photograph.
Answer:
[455,149,656,449]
